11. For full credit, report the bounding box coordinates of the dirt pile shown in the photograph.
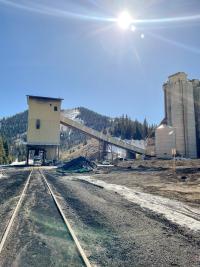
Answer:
[59,156,96,173]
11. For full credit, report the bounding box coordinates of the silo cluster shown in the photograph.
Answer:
[156,72,200,159]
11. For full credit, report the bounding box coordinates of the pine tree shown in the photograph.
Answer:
[3,139,9,157]
[3,139,11,163]
[143,118,148,138]
[0,137,6,164]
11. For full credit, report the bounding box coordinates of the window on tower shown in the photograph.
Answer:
[36,119,40,129]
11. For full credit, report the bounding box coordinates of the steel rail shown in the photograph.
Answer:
[40,170,92,267]
[0,169,33,254]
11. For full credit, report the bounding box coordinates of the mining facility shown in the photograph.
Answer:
[156,72,200,159]
[1,72,200,267]
[26,72,200,163]
[26,95,147,165]
[26,95,63,164]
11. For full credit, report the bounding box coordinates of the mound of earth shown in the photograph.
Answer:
[59,156,96,173]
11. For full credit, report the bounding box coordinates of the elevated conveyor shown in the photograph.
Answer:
[60,115,147,155]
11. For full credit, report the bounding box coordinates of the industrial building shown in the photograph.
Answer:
[26,95,63,164]
[156,72,200,159]
[26,95,149,165]
[155,125,175,159]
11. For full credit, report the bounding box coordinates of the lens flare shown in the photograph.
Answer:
[148,32,200,54]
[1,1,200,27]
[117,11,133,30]
[131,25,136,32]
[0,0,115,22]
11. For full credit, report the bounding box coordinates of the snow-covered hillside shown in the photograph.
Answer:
[60,108,84,132]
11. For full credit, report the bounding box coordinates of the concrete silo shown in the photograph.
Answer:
[155,124,175,159]
[158,72,197,159]
[192,80,200,157]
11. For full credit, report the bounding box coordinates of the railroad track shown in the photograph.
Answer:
[40,169,92,267]
[0,169,33,253]
[0,168,92,267]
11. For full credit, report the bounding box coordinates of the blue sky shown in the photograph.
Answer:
[0,0,200,124]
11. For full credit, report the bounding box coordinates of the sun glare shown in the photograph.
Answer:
[117,11,133,30]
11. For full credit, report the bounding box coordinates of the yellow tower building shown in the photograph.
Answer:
[26,95,63,164]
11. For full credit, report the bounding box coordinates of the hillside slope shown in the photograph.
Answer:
[0,107,155,160]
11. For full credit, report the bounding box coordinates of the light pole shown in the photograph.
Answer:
[169,128,176,174]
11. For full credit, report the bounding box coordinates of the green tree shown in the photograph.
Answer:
[0,137,6,164]
[143,118,148,139]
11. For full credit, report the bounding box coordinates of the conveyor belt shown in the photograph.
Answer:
[60,115,148,155]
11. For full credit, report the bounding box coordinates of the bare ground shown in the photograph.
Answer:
[95,159,200,207]
[45,170,200,267]
[0,169,84,267]
[0,164,200,266]
[0,169,30,241]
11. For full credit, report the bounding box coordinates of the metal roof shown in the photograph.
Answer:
[27,95,63,101]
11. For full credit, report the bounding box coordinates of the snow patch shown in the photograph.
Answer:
[73,176,200,232]
[107,139,145,158]
[10,160,26,166]
[62,108,81,121]
[61,108,84,132]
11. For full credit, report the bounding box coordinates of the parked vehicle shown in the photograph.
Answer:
[33,156,42,166]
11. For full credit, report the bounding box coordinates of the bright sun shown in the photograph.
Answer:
[117,11,133,30]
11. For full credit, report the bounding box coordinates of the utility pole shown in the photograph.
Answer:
[172,148,176,174]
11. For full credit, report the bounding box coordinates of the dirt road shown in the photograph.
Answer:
[45,170,200,267]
